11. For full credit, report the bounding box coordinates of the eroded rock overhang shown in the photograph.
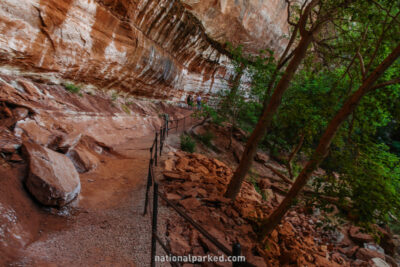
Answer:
[0,0,289,101]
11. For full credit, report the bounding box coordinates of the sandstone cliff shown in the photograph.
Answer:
[0,0,288,101]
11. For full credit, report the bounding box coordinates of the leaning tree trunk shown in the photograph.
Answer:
[228,69,244,149]
[259,43,400,241]
[224,32,315,199]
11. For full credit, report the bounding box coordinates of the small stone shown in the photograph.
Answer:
[10,153,23,162]
[165,193,181,200]
[179,197,201,210]
[356,248,385,261]
[370,258,390,267]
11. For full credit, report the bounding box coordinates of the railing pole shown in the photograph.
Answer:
[183,116,186,130]
[151,183,159,267]
[159,129,163,156]
[154,132,158,166]
[232,243,241,267]
[143,158,153,216]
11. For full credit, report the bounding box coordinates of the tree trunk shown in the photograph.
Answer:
[286,131,306,179]
[228,69,244,149]
[259,43,400,241]
[224,33,315,199]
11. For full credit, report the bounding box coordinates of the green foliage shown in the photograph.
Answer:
[194,104,224,125]
[180,134,196,153]
[122,104,131,115]
[64,83,81,94]
[317,143,400,225]
[247,172,265,200]
[111,92,118,102]
[198,131,214,147]
[207,0,400,231]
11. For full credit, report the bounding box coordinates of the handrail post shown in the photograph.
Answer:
[154,132,158,166]
[183,116,186,130]
[232,243,241,267]
[166,118,169,137]
[143,158,153,215]
[151,183,159,267]
[159,128,163,156]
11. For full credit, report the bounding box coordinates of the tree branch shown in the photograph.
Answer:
[299,0,320,37]
[369,77,400,91]
[264,164,294,185]
[357,51,366,80]
[370,0,400,25]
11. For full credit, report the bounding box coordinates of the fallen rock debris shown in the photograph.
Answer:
[160,151,399,266]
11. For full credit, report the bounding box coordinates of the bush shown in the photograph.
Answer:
[111,92,118,101]
[198,131,214,147]
[180,134,196,153]
[64,83,80,94]
[122,104,131,115]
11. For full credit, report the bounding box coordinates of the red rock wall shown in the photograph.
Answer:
[181,0,290,55]
[0,0,288,101]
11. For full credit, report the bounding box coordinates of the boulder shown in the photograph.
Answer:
[370,258,391,267]
[356,248,385,261]
[67,145,99,173]
[12,107,29,121]
[164,158,175,171]
[0,126,20,153]
[179,197,201,210]
[176,157,190,171]
[232,127,247,141]
[349,226,374,244]
[384,255,398,267]
[10,153,23,162]
[255,152,269,164]
[197,165,210,175]
[163,171,188,181]
[212,158,227,168]
[14,119,54,146]
[258,179,271,190]
[22,142,81,207]
[49,133,82,153]
[168,232,191,256]
[165,193,181,201]
[262,188,274,202]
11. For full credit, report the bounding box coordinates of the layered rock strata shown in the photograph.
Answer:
[0,0,288,101]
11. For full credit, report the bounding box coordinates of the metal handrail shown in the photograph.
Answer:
[142,113,254,267]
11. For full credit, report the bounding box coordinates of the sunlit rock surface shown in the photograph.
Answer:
[181,0,289,55]
[0,0,288,101]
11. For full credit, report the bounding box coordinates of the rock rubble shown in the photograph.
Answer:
[160,151,399,266]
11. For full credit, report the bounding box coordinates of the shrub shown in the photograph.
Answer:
[64,83,80,94]
[198,131,214,147]
[111,92,118,101]
[122,104,131,115]
[180,134,196,153]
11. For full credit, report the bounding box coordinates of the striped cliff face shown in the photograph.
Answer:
[0,0,288,101]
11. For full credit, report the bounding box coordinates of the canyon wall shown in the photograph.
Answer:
[0,0,289,101]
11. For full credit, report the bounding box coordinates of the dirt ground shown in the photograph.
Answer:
[1,118,195,267]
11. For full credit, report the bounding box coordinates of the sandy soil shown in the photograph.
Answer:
[4,133,178,267]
